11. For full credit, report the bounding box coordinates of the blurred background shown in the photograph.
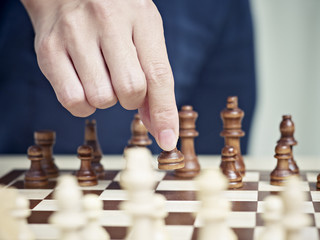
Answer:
[248,0,320,156]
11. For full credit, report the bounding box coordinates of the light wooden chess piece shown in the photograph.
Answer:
[281,177,311,240]
[82,194,110,240]
[152,194,170,240]
[175,105,201,178]
[220,96,245,175]
[196,168,237,240]
[258,195,285,240]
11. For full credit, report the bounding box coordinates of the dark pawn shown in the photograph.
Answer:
[127,113,152,148]
[158,148,185,170]
[25,145,48,188]
[220,146,243,189]
[270,143,294,186]
[75,145,98,186]
[84,119,104,177]
[175,106,200,178]
[220,96,245,175]
[277,115,299,175]
[34,130,58,178]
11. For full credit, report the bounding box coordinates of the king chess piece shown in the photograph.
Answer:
[84,119,104,177]
[220,96,245,175]
[175,105,200,178]
[277,115,299,175]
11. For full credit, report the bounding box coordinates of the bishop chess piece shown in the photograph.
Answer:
[75,145,98,187]
[270,143,294,186]
[84,119,104,177]
[34,130,58,178]
[219,146,243,189]
[157,148,185,170]
[127,113,152,148]
[277,115,299,175]
[174,105,201,178]
[24,145,48,188]
[196,168,237,240]
[220,96,245,175]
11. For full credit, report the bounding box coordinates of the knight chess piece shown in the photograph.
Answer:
[175,105,200,178]
[24,145,48,188]
[220,96,245,175]
[34,130,58,178]
[277,115,299,175]
[219,145,243,189]
[84,119,104,177]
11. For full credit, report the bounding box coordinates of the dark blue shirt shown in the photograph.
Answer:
[0,0,256,154]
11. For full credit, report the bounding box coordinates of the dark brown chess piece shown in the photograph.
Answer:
[34,130,58,178]
[84,119,104,177]
[220,145,243,189]
[317,174,320,189]
[270,143,294,186]
[277,115,299,175]
[127,113,152,147]
[75,145,98,186]
[158,148,185,170]
[220,96,245,175]
[25,145,48,188]
[174,106,200,178]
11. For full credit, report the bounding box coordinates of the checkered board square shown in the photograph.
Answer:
[1,169,320,240]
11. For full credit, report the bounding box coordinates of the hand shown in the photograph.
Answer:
[21,0,178,151]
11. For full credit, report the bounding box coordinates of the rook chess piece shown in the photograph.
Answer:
[175,106,201,178]
[76,145,98,186]
[219,146,243,189]
[157,148,185,170]
[84,119,104,177]
[220,96,245,175]
[34,130,58,178]
[270,143,294,186]
[277,115,299,174]
[25,145,48,188]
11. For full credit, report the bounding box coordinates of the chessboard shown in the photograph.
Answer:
[1,155,320,240]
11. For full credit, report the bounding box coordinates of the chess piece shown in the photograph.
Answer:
[219,146,243,189]
[75,145,98,186]
[270,143,294,186]
[24,145,48,188]
[152,194,170,240]
[175,105,201,178]
[282,177,311,240]
[277,115,299,175]
[11,194,35,240]
[127,113,152,147]
[49,175,86,240]
[258,195,285,240]
[120,147,157,240]
[196,168,237,240]
[82,194,110,240]
[317,173,320,189]
[220,96,245,175]
[34,130,58,178]
[84,119,104,177]
[157,148,185,170]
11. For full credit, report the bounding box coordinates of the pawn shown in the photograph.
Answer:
[277,115,299,174]
[152,194,170,240]
[11,194,35,240]
[25,145,48,188]
[75,145,98,186]
[157,148,185,170]
[82,194,110,240]
[258,195,285,240]
[127,113,152,147]
[270,144,294,186]
[219,146,243,189]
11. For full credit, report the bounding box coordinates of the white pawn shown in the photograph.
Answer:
[196,168,237,240]
[49,175,86,240]
[82,194,110,240]
[281,176,311,240]
[152,194,170,240]
[258,195,285,240]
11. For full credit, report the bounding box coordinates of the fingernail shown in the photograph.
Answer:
[158,129,177,151]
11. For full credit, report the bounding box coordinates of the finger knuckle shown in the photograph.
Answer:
[87,92,117,109]
[152,106,177,123]
[146,61,173,86]
[58,92,85,110]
